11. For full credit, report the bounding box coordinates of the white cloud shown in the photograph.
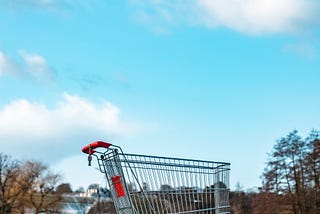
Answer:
[0,50,54,82]
[130,0,320,35]
[0,93,140,161]
[197,0,319,35]
[283,43,316,59]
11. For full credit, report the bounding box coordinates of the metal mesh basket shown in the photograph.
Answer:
[82,141,231,214]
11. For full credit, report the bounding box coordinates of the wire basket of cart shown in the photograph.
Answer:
[82,141,231,214]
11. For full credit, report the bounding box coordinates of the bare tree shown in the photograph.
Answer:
[24,161,62,213]
[228,130,320,213]
[305,130,320,213]
[0,153,28,213]
[0,154,62,213]
[262,130,320,214]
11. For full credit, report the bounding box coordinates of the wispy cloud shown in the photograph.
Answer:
[129,0,320,35]
[0,51,21,76]
[0,50,55,82]
[0,0,93,12]
[283,43,316,59]
[0,93,141,161]
[0,0,67,11]
[130,1,196,33]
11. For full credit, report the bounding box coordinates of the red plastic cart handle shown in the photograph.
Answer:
[82,141,112,154]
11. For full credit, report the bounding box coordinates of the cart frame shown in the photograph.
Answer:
[82,141,231,214]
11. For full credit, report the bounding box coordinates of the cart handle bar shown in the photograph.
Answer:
[82,141,112,154]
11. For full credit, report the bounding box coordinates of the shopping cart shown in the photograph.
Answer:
[82,141,231,214]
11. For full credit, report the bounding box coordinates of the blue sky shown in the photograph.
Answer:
[0,0,320,191]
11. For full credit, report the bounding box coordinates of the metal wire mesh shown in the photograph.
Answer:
[96,148,230,214]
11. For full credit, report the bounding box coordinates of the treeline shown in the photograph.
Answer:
[0,153,63,213]
[0,152,114,214]
[1,129,319,213]
[231,130,320,214]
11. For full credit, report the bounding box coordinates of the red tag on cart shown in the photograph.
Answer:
[111,175,126,197]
